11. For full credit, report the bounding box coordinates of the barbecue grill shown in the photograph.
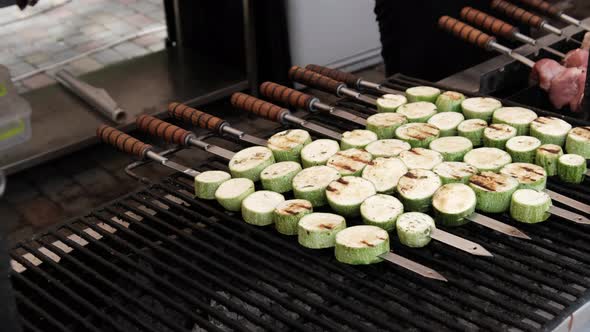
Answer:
[4,67,590,331]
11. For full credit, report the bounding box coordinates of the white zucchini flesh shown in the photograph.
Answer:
[432,183,477,227]
[395,123,440,148]
[360,194,404,231]
[267,129,311,162]
[326,177,377,217]
[429,136,473,162]
[361,157,408,194]
[557,154,587,184]
[510,189,552,224]
[397,169,442,212]
[530,117,572,146]
[463,147,512,172]
[433,161,478,184]
[405,86,441,103]
[469,172,519,213]
[326,148,373,176]
[365,139,411,158]
[241,191,285,226]
[340,129,378,150]
[376,94,408,112]
[535,144,563,176]
[366,113,408,139]
[461,97,502,122]
[483,124,517,149]
[492,107,538,135]
[396,102,438,122]
[292,166,341,207]
[300,139,340,168]
[298,212,346,249]
[215,178,256,212]
[399,148,444,170]
[565,127,590,159]
[505,136,542,164]
[427,112,465,136]
[435,91,466,113]
[273,199,313,235]
[194,170,231,200]
[335,225,390,265]
[260,161,302,193]
[457,118,488,147]
[500,163,547,191]
[228,146,275,181]
[396,212,436,248]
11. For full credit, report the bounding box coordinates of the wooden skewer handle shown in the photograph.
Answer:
[259,81,315,110]
[438,16,495,49]
[136,115,193,146]
[230,92,289,123]
[460,7,519,40]
[305,64,359,87]
[96,125,152,158]
[288,66,343,95]
[168,102,226,132]
[491,0,544,29]
[517,0,562,17]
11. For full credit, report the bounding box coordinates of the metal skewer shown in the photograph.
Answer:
[466,212,531,239]
[546,190,590,215]
[516,0,590,32]
[230,93,343,141]
[460,7,566,58]
[491,0,583,45]
[431,229,493,256]
[378,252,448,281]
[259,81,368,126]
[549,205,590,224]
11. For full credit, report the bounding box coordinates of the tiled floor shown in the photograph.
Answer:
[0,0,167,93]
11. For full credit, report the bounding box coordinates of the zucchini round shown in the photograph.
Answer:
[432,183,476,227]
[469,171,519,213]
[492,107,537,136]
[292,165,341,207]
[215,178,255,212]
[376,94,408,113]
[461,97,502,122]
[557,154,587,184]
[298,212,346,249]
[433,161,478,184]
[365,139,411,158]
[335,225,390,265]
[366,112,408,139]
[483,124,517,149]
[535,144,563,176]
[340,129,378,150]
[241,190,285,226]
[360,194,404,231]
[463,147,512,172]
[273,199,313,235]
[300,139,340,168]
[326,176,377,217]
[510,189,552,224]
[267,129,311,162]
[326,148,373,176]
[399,148,444,170]
[395,123,440,148]
[194,170,231,200]
[530,116,572,146]
[397,169,442,212]
[500,163,547,191]
[396,101,437,123]
[260,161,302,193]
[229,146,275,181]
[427,111,465,136]
[396,212,436,248]
[405,86,441,103]
[429,136,473,161]
[435,91,466,113]
[361,157,408,194]
[565,126,590,159]
[505,136,541,163]
[458,118,488,147]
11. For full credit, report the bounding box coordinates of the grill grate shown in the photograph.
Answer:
[10,75,590,332]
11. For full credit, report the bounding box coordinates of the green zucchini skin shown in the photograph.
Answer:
[365,139,411,158]
[429,136,473,162]
[396,212,435,248]
[491,107,537,136]
[241,191,285,226]
[461,97,502,122]
[432,183,476,227]
[458,119,488,147]
[326,177,377,217]
[529,117,572,146]
[433,162,478,184]
[509,189,552,224]
[260,161,302,193]
[395,123,440,148]
[267,129,311,162]
[273,199,313,235]
[340,129,379,150]
[366,113,408,139]
[298,213,346,249]
[300,139,340,168]
[214,178,256,212]
[228,146,275,182]
[565,127,590,159]
[557,154,587,184]
[376,94,407,112]
[500,163,547,191]
[483,124,517,149]
[292,166,341,207]
[396,101,437,123]
[397,169,442,212]
[427,111,465,137]
[469,172,519,213]
[535,144,563,176]
[435,91,465,113]
[194,171,231,200]
[360,194,404,231]
[335,226,390,265]
[506,136,541,164]
[405,86,441,103]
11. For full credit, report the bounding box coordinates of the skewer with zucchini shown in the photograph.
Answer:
[399,148,444,170]
[364,139,411,158]
[435,91,465,113]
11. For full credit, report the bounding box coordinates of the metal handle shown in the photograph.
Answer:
[168,102,227,132]
[438,16,495,49]
[136,115,193,146]
[288,66,344,95]
[305,64,360,88]
[230,92,289,123]
[96,125,152,158]
[259,81,315,110]
[517,0,562,17]
[491,0,544,29]
[460,7,518,40]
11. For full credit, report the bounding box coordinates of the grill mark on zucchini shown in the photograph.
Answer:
[538,146,560,154]
[360,240,375,247]
[573,126,590,139]
[406,125,439,140]
[281,202,312,215]
[408,149,422,155]
[336,178,349,185]
[470,174,505,191]
[318,223,335,230]
[488,124,511,132]
[533,117,555,124]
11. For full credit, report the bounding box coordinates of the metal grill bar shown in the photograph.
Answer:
[14,292,70,332]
